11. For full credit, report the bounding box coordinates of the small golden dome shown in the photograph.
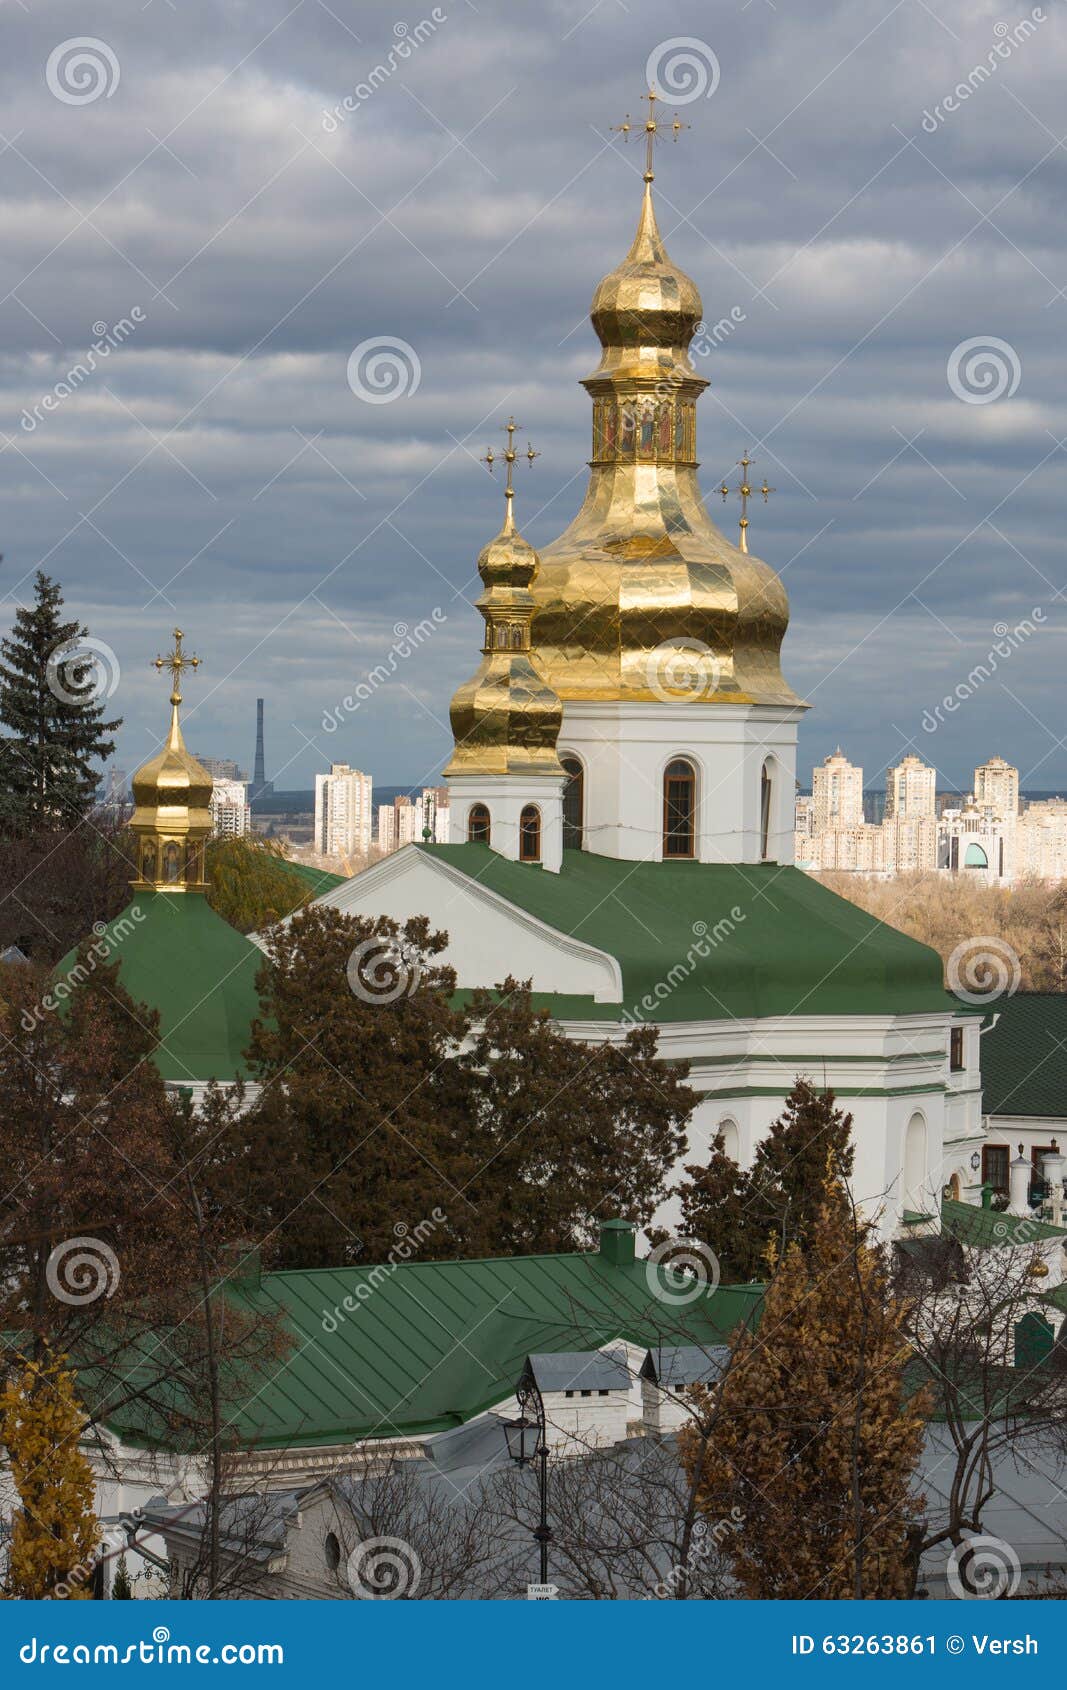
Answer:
[130,630,212,891]
[589,184,703,373]
[445,436,564,780]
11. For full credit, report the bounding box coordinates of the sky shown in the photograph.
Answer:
[1,0,1065,798]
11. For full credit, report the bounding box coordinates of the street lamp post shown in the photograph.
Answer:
[503,1374,552,1583]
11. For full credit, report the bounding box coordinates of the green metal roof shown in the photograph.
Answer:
[420,845,948,1022]
[979,993,1067,1118]
[941,1195,1067,1246]
[276,859,347,897]
[106,1243,764,1452]
[55,891,261,1084]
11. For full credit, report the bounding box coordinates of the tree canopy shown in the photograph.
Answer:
[0,571,120,835]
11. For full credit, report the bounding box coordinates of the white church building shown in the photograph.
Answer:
[312,149,986,1239]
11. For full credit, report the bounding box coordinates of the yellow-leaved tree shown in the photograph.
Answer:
[1,1353,99,1599]
[680,1175,928,1599]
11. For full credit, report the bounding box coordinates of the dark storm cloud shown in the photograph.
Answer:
[0,0,1065,795]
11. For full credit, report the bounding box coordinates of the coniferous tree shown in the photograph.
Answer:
[670,1080,855,1282]
[111,1555,133,1599]
[680,1177,927,1599]
[0,570,120,832]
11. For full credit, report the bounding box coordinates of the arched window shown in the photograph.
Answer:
[964,842,988,869]
[467,804,491,845]
[519,804,541,862]
[562,756,584,850]
[718,1118,740,1163]
[663,758,696,858]
[904,1112,927,1212]
[760,760,773,860]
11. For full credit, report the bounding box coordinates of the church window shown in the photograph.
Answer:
[519,805,541,862]
[663,759,696,858]
[760,761,773,860]
[950,1027,964,1071]
[903,1112,927,1212]
[562,756,584,850]
[982,1143,1009,1196]
[468,804,491,845]
[324,1533,340,1572]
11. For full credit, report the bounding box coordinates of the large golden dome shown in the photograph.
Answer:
[530,180,801,709]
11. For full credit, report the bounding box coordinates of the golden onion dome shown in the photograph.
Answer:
[130,630,212,890]
[445,438,564,779]
[589,185,703,378]
[131,716,213,815]
[530,179,802,710]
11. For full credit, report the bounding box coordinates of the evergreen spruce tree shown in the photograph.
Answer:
[671,1079,856,1281]
[0,570,121,832]
[110,1555,133,1599]
[680,1174,927,1599]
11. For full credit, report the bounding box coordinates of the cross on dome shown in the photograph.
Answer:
[153,628,202,706]
[612,89,688,183]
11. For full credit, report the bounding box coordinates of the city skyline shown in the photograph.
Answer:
[0,3,1065,794]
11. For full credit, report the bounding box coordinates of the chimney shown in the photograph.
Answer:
[1008,1144,1031,1217]
[599,1219,636,1267]
[253,698,266,789]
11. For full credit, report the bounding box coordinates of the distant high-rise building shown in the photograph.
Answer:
[974,755,1019,817]
[812,749,864,831]
[377,789,450,854]
[885,753,936,822]
[250,698,273,801]
[195,755,247,781]
[210,778,251,838]
[315,764,373,859]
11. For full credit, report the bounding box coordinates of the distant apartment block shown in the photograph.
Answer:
[314,764,373,859]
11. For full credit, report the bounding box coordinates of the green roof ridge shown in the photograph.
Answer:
[419,844,948,1022]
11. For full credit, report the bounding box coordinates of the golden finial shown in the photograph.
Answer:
[153,628,201,707]
[720,453,774,554]
[613,89,688,183]
[482,418,539,523]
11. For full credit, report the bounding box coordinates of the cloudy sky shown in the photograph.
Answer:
[1,0,1065,797]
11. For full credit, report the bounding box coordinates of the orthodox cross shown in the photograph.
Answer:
[154,628,201,705]
[482,418,539,511]
[720,454,774,554]
[613,90,688,183]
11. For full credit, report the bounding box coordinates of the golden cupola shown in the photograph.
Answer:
[130,630,212,891]
[529,93,801,710]
[445,423,564,778]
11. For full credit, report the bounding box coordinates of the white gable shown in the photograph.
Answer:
[310,846,622,1004]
